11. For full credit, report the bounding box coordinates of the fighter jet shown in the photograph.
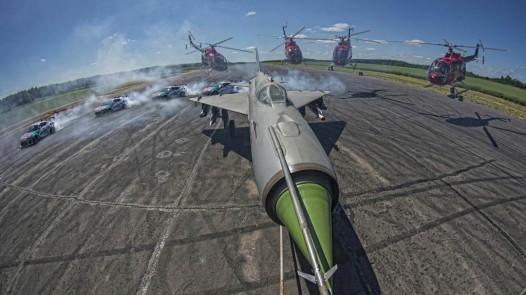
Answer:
[190,49,339,294]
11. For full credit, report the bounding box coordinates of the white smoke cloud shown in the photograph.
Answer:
[272,69,346,94]
[246,11,256,16]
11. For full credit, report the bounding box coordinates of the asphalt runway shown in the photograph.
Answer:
[1,65,525,294]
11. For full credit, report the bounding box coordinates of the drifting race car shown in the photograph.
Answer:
[94,96,128,117]
[201,81,241,96]
[151,85,186,99]
[19,120,56,148]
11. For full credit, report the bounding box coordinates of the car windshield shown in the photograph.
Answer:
[27,125,39,132]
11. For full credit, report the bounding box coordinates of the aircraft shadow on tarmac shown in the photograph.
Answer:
[292,204,381,295]
[419,111,512,148]
[202,120,348,160]
[339,89,414,106]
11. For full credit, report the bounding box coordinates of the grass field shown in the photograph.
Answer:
[0,88,93,131]
[305,61,526,104]
[277,61,526,120]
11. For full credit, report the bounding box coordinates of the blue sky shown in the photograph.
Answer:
[1,0,525,97]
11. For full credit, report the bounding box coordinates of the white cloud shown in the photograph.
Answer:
[246,46,256,50]
[321,23,350,32]
[246,11,256,16]
[72,19,112,43]
[405,39,426,46]
[41,59,46,62]
[294,34,307,39]
[365,47,376,51]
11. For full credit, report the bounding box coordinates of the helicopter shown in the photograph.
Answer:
[305,28,384,70]
[269,25,307,65]
[402,40,507,100]
[186,31,252,72]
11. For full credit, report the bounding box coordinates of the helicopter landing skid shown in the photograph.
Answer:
[448,83,469,101]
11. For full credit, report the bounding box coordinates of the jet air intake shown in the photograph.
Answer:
[267,126,338,294]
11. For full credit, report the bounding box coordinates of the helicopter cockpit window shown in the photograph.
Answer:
[429,61,448,76]
[257,84,287,106]
[217,56,227,64]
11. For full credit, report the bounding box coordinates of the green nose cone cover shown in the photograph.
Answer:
[276,183,334,287]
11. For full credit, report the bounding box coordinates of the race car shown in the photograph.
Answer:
[201,81,241,96]
[151,85,186,99]
[19,120,55,148]
[94,96,128,117]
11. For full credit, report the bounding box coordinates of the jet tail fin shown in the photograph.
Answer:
[255,47,261,73]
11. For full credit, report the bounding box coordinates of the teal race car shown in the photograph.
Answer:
[151,85,186,99]
[94,97,128,117]
[19,120,56,148]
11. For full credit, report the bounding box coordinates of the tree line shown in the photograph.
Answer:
[2,60,524,114]
[0,64,198,114]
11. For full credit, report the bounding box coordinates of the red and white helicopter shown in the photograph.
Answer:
[305,28,384,70]
[186,31,251,72]
[269,25,307,65]
[402,40,507,99]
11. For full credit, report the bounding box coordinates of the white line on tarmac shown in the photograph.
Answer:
[137,124,219,295]
[5,105,189,293]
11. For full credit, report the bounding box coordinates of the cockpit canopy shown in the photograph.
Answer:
[257,83,288,106]
[428,60,449,76]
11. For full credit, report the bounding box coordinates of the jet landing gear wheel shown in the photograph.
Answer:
[228,120,236,138]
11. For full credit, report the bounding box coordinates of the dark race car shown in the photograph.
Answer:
[94,97,128,117]
[201,81,240,96]
[19,120,56,148]
[151,85,186,99]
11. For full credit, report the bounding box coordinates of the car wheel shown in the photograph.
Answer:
[51,127,56,134]
[180,92,186,97]
[33,136,39,145]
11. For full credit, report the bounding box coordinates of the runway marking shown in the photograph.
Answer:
[0,106,156,223]
[338,144,391,185]
[175,137,188,144]
[156,151,173,158]
[4,105,190,292]
[137,124,220,295]
[155,171,170,183]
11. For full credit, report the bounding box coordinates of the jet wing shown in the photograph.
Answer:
[287,91,330,109]
[189,93,249,116]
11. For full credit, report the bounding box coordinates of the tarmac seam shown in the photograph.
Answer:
[346,159,495,202]
[0,221,275,270]
[443,181,526,261]
[364,194,526,254]
[137,122,220,295]
[0,106,155,222]
[4,105,185,293]
[0,181,261,212]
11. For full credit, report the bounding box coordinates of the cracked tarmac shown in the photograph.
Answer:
[1,65,525,294]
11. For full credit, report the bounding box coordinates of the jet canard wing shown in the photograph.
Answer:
[287,90,330,109]
[190,92,249,115]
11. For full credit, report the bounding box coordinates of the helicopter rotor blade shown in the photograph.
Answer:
[290,26,306,39]
[215,45,254,53]
[352,37,386,44]
[269,42,285,52]
[350,29,372,36]
[208,36,234,47]
[185,49,199,55]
